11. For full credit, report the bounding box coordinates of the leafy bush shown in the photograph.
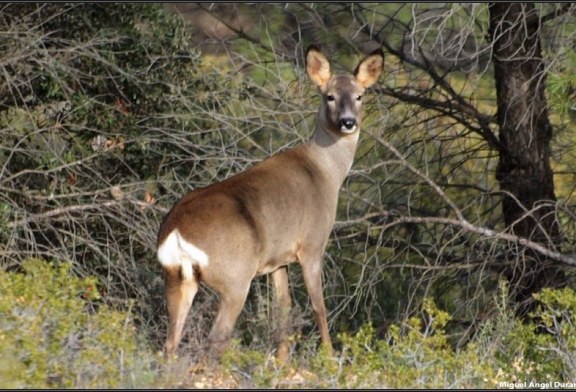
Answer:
[218,286,576,389]
[4,259,576,389]
[320,298,494,388]
[487,284,576,384]
[219,297,493,388]
[0,259,157,388]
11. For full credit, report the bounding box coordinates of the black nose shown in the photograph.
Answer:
[340,118,357,130]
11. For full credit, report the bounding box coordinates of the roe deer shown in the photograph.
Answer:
[157,46,383,361]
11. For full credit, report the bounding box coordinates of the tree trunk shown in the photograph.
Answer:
[489,3,564,315]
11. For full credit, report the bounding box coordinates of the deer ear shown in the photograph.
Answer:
[354,49,384,88]
[306,46,332,89]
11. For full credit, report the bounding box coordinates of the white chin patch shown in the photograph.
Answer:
[157,229,209,280]
[340,125,357,134]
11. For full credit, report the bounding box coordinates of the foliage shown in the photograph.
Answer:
[2,262,576,388]
[313,299,493,389]
[0,259,157,388]
[219,287,576,389]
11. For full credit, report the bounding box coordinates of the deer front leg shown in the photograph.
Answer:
[271,266,292,363]
[299,255,333,355]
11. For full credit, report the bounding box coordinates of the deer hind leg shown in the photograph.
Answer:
[271,266,292,363]
[207,281,251,357]
[299,252,333,355]
[164,266,199,356]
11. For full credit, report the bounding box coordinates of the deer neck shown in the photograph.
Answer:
[304,122,360,189]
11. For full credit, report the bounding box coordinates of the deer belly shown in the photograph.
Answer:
[256,250,297,276]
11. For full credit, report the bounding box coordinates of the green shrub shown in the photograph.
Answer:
[533,287,576,380]
[0,259,157,388]
[219,298,494,388]
[487,285,576,384]
[223,287,576,389]
[329,298,494,389]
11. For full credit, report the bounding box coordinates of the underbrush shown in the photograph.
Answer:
[219,284,576,388]
[3,261,576,388]
[0,259,159,388]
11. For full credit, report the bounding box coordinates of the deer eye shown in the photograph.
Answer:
[326,95,335,102]
[356,95,362,101]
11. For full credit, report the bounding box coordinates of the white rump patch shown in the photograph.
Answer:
[157,229,209,280]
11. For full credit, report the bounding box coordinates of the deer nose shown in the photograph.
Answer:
[340,118,357,132]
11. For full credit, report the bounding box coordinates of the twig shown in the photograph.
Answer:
[8,200,168,228]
